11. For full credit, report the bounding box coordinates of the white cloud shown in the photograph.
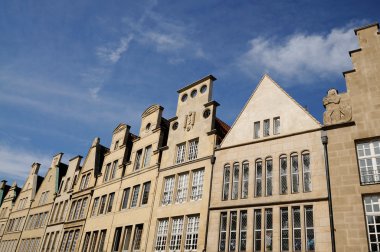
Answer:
[0,143,51,184]
[238,26,359,84]
[96,35,134,64]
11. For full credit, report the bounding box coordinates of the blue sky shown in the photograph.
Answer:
[0,0,379,185]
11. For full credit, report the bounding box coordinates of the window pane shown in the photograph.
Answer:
[266,159,273,196]
[141,182,151,205]
[219,213,227,252]
[188,139,199,161]
[242,162,249,199]
[222,165,230,200]
[191,169,204,201]
[143,145,152,168]
[176,173,189,203]
[303,153,312,192]
[280,156,288,194]
[155,219,169,251]
[265,209,273,251]
[254,121,260,139]
[232,164,239,200]
[255,161,262,197]
[264,119,270,137]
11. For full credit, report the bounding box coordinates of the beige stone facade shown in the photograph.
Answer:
[0,23,379,252]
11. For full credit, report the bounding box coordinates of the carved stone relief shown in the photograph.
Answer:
[184,112,196,131]
[323,88,352,125]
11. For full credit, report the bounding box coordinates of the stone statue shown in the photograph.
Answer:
[323,88,352,125]
[184,112,196,131]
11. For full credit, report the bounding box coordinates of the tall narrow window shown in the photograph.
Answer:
[222,164,230,200]
[188,139,199,161]
[112,228,122,252]
[141,182,151,205]
[273,117,280,135]
[280,155,288,194]
[61,200,69,222]
[232,163,239,200]
[122,226,132,252]
[240,211,247,251]
[302,152,312,192]
[91,197,99,216]
[82,232,90,252]
[357,140,380,184]
[162,176,175,205]
[98,195,107,215]
[110,160,118,180]
[263,119,270,137]
[191,169,204,200]
[185,216,199,251]
[79,198,88,219]
[132,224,143,251]
[114,140,119,150]
[104,163,111,182]
[255,160,263,197]
[254,209,262,252]
[266,158,273,196]
[134,150,143,170]
[291,154,299,193]
[98,230,107,252]
[281,208,289,251]
[130,185,140,208]
[364,195,380,251]
[219,213,227,252]
[176,173,189,203]
[265,209,273,251]
[242,162,249,199]
[176,143,186,164]
[143,145,152,168]
[229,211,237,251]
[155,219,169,251]
[107,193,115,213]
[169,217,184,251]
[121,188,130,210]
[293,207,302,251]
[305,206,315,251]
[70,230,80,252]
[254,121,260,139]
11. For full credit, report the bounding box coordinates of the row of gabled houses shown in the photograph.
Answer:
[0,23,379,252]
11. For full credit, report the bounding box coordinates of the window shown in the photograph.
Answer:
[155,219,169,251]
[293,207,302,251]
[132,224,143,251]
[219,213,227,252]
[263,119,270,137]
[61,201,69,221]
[273,117,280,135]
[114,140,119,150]
[80,174,90,190]
[232,163,239,200]
[176,143,186,164]
[79,198,88,219]
[71,230,80,252]
[364,195,380,251]
[255,160,263,197]
[98,195,107,215]
[143,145,152,168]
[64,178,70,192]
[131,185,140,208]
[141,182,151,205]
[107,193,115,213]
[281,208,289,251]
[242,162,249,199]
[98,230,107,252]
[357,140,380,184]
[90,231,99,252]
[169,217,184,251]
[188,139,199,161]
[240,211,247,251]
[254,121,260,139]
[266,158,273,196]
[229,211,237,251]
[110,160,118,180]
[176,173,189,203]
[162,176,175,205]
[91,197,99,216]
[185,216,199,251]
[280,155,288,194]
[82,232,90,252]
[254,209,262,252]
[134,149,143,170]
[265,209,273,251]
[113,228,122,252]
[302,152,312,192]
[38,191,49,206]
[222,164,230,200]
[291,154,299,193]
[191,169,204,200]
[305,206,315,251]
[122,226,132,252]
[121,188,130,210]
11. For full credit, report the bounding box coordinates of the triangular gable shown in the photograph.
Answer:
[221,74,321,148]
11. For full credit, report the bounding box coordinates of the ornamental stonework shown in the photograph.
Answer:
[323,88,352,125]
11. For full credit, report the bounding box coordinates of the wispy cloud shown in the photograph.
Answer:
[96,35,134,64]
[238,25,359,84]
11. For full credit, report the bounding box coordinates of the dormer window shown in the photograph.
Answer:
[263,119,270,137]
[273,117,280,135]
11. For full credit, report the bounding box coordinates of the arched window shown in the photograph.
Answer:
[232,163,240,200]
[302,151,312,192]
[291,153,299,193]
[279,155,287,194]
[241,161,249,199]
[265,157,273,196]
[255,159,262,197]
[222,164,230,200]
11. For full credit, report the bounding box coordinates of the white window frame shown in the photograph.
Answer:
[191,169,204,201]
[155,219,169,252]
[169,217,184,251]
[176,143,186,164]
[188,139,199,161]
[162,176,175,205]
[357,140,380,184]
[176,173,189,203]
[184,216,199,251]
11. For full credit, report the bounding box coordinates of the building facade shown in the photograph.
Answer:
[0,23,379,252]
